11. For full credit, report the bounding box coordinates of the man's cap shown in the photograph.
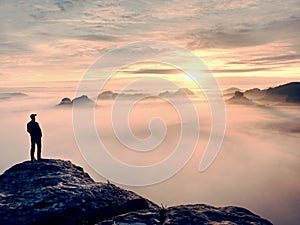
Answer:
[30,114,37,118]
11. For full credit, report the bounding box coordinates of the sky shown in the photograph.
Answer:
[0,0,300,86]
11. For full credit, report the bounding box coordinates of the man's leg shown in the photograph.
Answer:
[37,138,42,160]
[30,137,35,161]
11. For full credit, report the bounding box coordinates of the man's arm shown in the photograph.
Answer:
[37,123,42,137]
[27,123,31,134]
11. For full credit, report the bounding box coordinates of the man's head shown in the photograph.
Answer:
[30,114,37,120]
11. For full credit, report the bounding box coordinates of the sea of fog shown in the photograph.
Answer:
[0,81,299,225]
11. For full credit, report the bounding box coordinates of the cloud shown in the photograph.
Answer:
[54,0,74,12]
[210,68,271,73]
[0,0,299,83]
[188,30,261,49]
[250,54,300,63]
[226,53,300,69]
[124,68,180,75]
[76,34,122,42]
[188,17,300,49]
[0,38,32,55]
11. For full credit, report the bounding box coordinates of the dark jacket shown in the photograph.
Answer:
[27,121,42,139]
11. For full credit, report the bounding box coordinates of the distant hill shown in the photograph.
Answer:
[0,92,28,100]
[97,88,195,100]
[223,87,241,96]
[226,82,300,104]
[57,95,94,107]
[98,91,118,100]
[159,88,195,98]
[97,91,147,100]
[72,95,94,105]
[244,88,266,100]
[265,82,300,103]
[58,97,72,106]
[57,87,196,107]
[227,91,253,105]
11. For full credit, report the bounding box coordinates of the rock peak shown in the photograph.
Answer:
[0,159,156,225]
[0,159,272,225]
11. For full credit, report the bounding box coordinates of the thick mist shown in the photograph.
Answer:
[0,85,299,225]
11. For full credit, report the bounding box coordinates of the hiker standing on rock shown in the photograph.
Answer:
[27,114,42,162]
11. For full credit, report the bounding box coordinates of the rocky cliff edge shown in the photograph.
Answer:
[0,159,272,225]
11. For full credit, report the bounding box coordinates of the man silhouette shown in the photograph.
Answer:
[27,114,42,162]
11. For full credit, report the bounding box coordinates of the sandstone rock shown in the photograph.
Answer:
[227,91,253,105]
[99,204,273,225]
[57,97,72,106]
[0,159,273,225]
[0,159,157,225]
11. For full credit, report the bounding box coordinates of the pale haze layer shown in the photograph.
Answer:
[0,81,299,225]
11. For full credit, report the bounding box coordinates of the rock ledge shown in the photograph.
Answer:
[0,159,272,225]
